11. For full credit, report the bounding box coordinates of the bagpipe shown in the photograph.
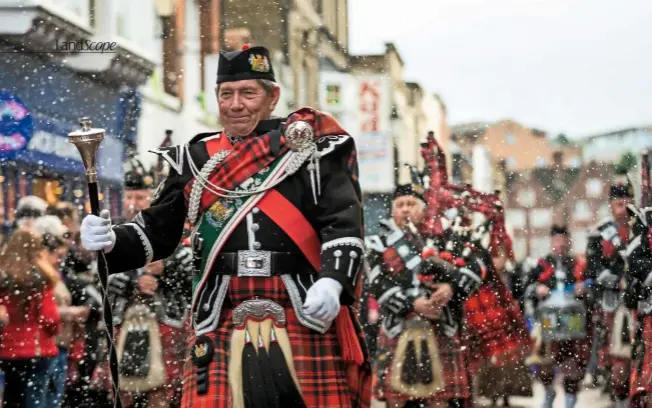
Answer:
[413,132,531,370]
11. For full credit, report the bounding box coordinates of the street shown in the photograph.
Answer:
[371,378,612,408]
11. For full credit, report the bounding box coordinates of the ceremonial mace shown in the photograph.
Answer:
[69,118,122,408]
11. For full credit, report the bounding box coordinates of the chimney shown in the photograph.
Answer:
[552,151,564,168]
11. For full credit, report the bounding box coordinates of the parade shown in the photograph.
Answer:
[0,1,651,408]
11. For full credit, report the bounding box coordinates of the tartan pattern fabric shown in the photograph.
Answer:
[463,276,532,373]
[180,276,371,408]
[184,107,348,218]
[631,315,652,398]
[373,323,470,402]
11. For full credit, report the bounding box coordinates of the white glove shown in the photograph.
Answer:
[302,277,343,324]
[80,209,116,253]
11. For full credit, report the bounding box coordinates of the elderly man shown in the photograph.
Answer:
[80,44,370,408]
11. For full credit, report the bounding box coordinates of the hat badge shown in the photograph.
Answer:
[194,343,208,358]
[249,54,270,73]
[284,121,315,151]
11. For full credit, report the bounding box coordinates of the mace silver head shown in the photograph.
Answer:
[68,117,105,183]
[284,121,315,151]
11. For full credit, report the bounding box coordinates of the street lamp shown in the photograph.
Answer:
[155,0,176,38]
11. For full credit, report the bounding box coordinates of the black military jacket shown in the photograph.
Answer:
[365,218,485,338]
[104,117,365,333]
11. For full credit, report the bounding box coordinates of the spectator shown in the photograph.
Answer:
[14,195,48,231]
[0,229,62,408]
[34,216,90,407]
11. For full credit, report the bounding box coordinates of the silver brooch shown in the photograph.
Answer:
[284,121,315,151]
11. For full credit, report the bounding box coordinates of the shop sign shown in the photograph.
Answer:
[0,91,34,159]
[27,130,81,161]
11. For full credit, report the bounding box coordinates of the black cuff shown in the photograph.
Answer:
[319,238,365,306]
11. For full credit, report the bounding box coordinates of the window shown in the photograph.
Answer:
[506,156,517,169]
[586,178,603,198]
[326,84,341,105]
[530,236,551,259]
[518,188,536,207]
[506,209,527,229]
[569,156,582,168]
[530,208,552,229]
[51,0,92,26]
[162,10,182,97]
[504,133,516,145]
[535,157,547,168]
[573,200,592,221]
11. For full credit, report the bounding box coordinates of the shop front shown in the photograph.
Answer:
[0,50,131,235]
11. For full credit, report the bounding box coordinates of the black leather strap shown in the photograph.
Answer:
[213,251,314,276]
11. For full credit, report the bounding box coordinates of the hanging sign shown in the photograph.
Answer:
[0,91,34,159]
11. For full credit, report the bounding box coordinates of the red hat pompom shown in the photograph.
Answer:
[242,43,251,50]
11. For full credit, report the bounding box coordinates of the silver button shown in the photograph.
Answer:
[203,303,210,311]
[253,242,262,250]
[252,207,260,214]
[334,250,342,257]
[350,251,358,259]
[251,223,260,232]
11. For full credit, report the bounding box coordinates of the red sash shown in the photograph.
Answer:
[257,190,364,366]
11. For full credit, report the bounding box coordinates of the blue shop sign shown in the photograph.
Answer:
[0,92,124,184]
[0,91,34,160]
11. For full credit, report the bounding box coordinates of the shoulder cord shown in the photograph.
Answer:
[185,143,322,225]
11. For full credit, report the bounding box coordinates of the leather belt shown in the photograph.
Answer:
[213,250,314,277]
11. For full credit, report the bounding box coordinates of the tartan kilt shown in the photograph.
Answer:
[90,321,188,403]
[181,275,372,408]
[631,315,652,398]
[373,321,470,402]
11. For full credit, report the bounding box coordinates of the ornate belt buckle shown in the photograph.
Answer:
[237,250,272,277]
[232,299,286,327]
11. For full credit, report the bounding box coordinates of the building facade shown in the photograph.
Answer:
[0,0,155,232]
[505,154,617,260]
[133,0,221,170]
[452,120,583,172]
[581,127,652,164]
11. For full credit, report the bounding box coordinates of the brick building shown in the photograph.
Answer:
[452,120,582,172]
[505,153,617,260]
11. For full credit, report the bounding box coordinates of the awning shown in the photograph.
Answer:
[12,113,124,184]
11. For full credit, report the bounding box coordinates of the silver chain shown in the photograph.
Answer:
[186,143,318,225]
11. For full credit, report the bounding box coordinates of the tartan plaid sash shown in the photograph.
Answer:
[184,107,348,218]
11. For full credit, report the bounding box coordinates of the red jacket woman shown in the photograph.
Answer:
[0,229,62,407]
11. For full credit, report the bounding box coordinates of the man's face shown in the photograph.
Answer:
[217,80,280,137]
[611,197,634,224]
[551,234,569,255]
[124,189,151,219]
[391,195,425,229]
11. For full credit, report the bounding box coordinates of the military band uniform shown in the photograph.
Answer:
[623,206,652,407]
[90,155,193,407]
[587,214,632,403]
[524,229,592,408]
[367,184,486,407]
[102,45,371,408]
